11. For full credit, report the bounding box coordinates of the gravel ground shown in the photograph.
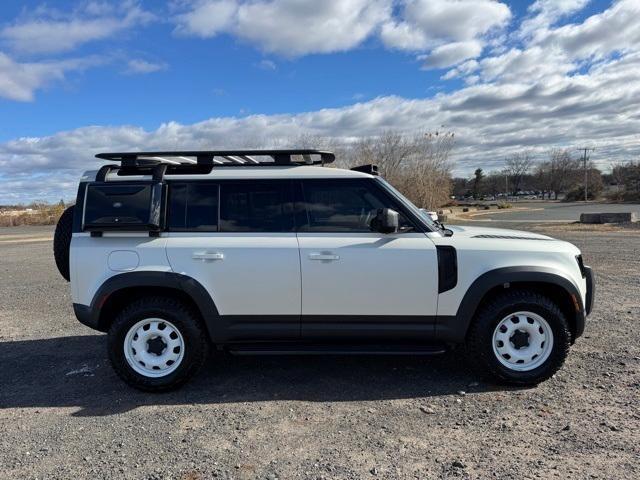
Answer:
[0,224,639,480]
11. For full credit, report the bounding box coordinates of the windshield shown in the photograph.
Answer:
[375,177,439,231]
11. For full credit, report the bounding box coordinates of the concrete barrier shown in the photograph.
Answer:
[580,212,637,224]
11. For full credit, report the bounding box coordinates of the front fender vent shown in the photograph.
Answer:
[472,234,551,241]
[436,246,457,293]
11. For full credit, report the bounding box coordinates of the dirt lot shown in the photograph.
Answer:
[0,223,639,479]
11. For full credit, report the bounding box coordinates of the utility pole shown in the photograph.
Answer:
[576,147,595,202]
[504,171,509,198]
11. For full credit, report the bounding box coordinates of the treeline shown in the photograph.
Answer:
[608,161,640,201]
[454,149,611,201]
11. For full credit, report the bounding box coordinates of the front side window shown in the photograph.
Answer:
[219,181,294,232]
[300,179,412,232]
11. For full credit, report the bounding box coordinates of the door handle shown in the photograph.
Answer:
[192,251,224,261]
[308,252,340,261]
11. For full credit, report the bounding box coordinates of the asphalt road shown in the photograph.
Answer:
[0,223,639,479]
[465,202,640,222]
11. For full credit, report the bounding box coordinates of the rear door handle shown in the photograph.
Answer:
[308,252,340,261]
[192,251,224,261]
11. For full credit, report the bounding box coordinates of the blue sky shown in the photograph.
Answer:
[1,0,639,202]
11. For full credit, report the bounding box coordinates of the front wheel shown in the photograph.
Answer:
[467,290,570,385]
[107,297,209,392]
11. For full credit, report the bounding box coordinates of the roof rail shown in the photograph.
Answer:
[95,149,335,167]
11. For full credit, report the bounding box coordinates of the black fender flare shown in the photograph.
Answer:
[73,271,220,340]
[436,266,585,343]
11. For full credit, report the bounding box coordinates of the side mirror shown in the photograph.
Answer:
[371,208,399,234]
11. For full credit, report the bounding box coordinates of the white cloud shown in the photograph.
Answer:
[0,52,100,101]
[173,0,237,38]
[256,59,277,70]
[518,0,590,40]
[380,0,511,70]
[420,41,483,69]
[441,59,479,79]
[535,0,640,60]
[1,1,155,54]
[172,0,510,66]
[174,0,391,57]
[125,59,168,74]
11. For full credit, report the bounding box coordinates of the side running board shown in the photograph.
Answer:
[228,343,447,356]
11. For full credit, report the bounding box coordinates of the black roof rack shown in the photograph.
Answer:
[95,149,335,167]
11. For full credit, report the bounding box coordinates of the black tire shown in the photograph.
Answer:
[466,290,570,386]
[53,205,74,281]
[108,297,209,392]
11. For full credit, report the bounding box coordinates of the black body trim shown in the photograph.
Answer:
[228,343,445,355]
[436,246,457,293]
[72,182,88,233]
[301,315,437,340]
[74,269,590,348]
[77,272,220,338]
[584,266,594,316]
[436,266,587,343]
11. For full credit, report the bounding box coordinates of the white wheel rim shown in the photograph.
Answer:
[492,311,554,372]
[124,318,185,378]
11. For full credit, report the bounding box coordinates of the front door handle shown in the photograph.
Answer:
[192,251,224,261]
[308,252,340,261]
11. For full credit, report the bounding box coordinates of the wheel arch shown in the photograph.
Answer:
[74,271,219,342]
[437,267,585,343]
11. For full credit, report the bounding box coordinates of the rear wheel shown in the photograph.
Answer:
[467,290,570,385]
[108,297,209,392]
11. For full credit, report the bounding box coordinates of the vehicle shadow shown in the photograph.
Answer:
[0,335,517,417]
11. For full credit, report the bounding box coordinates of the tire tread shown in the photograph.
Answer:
[107,296,209,392]
[467,289,570,386]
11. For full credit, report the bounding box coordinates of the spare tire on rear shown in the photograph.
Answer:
[53,205,74,281]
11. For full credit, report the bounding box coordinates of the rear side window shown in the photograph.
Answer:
[168,183,219,231]
[220,181,294,232]
[84,183,161,230]
[300,179,411,232]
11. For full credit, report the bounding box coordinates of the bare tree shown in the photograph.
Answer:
[484,171,503,198]
[505,152,533,194]
[403,130,455,209]
[347,130,455,209]
[548,149,580,199]
[349,131,418,180]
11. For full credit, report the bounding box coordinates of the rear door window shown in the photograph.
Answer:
[219,181,294,232]
[167,183,219,231]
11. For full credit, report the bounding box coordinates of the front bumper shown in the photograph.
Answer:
[584,266,595,316]
[573,266,594,341]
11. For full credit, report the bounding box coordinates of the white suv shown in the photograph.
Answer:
[54,150,594,391]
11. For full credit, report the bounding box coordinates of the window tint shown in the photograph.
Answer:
[220,181,294,232]
[168,183,219,231]
[300,179,410,232]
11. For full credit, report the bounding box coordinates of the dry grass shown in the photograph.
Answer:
[0,204,67,227]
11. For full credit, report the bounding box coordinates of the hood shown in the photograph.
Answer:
[446,225,554,241]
